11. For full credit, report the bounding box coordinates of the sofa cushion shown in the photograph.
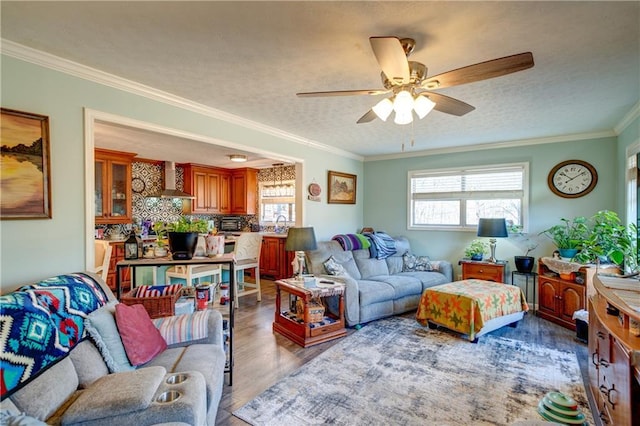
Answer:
[9,357,78,422]
[62,366,166,425]
[115,303,167,366]
[385,256,404,275]
[68,340,109,388]
[357,280,395,306]
[399,271,450,290]
[353,249,390,278]
[84,303,135,373]
[367,274,422,298]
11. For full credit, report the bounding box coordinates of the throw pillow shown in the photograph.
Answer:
[323,256,346,275]
[84,303,135,373]
[402,253,433,272]
[114,303,167,366]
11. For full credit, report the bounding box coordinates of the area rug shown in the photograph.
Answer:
[233,316,592,425]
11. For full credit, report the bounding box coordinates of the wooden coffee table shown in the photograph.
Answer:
[273,278,346,347]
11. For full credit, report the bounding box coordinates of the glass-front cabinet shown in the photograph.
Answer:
[95,149,136,224]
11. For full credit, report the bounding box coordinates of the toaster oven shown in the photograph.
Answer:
[220,217,243,232]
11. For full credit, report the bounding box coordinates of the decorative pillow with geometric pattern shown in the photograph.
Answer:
[402,253,433,272]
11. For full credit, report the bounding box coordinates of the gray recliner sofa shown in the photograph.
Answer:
[306,236,453,327]
[1,272,225,426]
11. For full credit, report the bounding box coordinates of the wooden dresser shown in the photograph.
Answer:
[588,276,640,426]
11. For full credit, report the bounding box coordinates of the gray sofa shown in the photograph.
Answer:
[306,236,453,327]
[0,272,225,426]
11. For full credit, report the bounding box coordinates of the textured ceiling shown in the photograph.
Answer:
[2,1,639,165]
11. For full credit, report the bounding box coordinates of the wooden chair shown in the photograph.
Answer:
[222,233,263,308]
[93,240,113,282]
[165,264,222,288]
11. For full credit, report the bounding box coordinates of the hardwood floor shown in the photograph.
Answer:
[214,279,592,425]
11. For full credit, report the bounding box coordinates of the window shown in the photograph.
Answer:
[259,180,295,225]
[408,163,528,231]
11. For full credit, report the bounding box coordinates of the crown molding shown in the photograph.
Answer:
[1,39,363,162]
[614,101,640,135]
[364,130,617,162]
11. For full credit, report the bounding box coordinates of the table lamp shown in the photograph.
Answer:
[285,227,317,279]
[477,218,508,263]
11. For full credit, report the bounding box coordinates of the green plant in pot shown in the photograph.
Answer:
[539,216,589,260]
[464,239,489,261]
[574,210,639,272]
[165,217,209,260]
[509,224,539,273]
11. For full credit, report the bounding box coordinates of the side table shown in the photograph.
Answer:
[511,271,537,313]
[273,278,347,347]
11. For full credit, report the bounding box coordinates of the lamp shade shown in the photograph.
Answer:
[477,218,508,238]
[372,98,393,121]
[285,227,317,252]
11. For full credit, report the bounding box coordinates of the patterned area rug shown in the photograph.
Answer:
[234,316,592,425]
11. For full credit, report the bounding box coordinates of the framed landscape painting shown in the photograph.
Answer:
[328,170,356,204]
[1,108,52,219]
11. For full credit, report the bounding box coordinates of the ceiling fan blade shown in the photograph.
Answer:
[422,52,534,90]
[420,92,475,116]
[356,109,378,124]
[370,36,410,85]
[297,89,389,97]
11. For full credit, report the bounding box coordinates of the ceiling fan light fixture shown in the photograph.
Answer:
[229,154,247,163]
[394,110,413,125]
[393,90,414,115]
[414,95,436,119]
[372,98,394,121]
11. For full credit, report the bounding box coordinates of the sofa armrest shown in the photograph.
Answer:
[153,309,224,349]
[431,260,453,282]
[316,273,361,327]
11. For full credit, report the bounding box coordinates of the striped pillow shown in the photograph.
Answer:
[152,310,210,345]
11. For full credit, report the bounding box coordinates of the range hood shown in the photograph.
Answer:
[147,161,195,199]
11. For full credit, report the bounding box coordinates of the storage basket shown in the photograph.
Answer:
[120,287,184,318]
[296,298,325,323]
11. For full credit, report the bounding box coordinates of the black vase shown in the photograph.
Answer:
[514,256,535,273]
[168,232,199,260]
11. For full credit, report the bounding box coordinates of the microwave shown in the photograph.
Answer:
[220,217,242,232]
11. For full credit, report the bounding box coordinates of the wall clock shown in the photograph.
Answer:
[132,177,146,194]
[547,160,598,198]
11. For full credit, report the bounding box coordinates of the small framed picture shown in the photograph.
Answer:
[1,108,52,219]
[328,170,357,204]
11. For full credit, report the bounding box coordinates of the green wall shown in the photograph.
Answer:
[1,55,363,290]
[363,136,619,277]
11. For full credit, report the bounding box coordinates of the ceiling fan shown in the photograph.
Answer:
[296,36,534,125]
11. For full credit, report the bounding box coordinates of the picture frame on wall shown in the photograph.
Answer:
[328,170,357,204]
[1,108,52,219]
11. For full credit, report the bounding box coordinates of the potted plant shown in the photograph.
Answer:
[508,224,539,273]
[162,217,209,260]
[574,210,639,272]
[539,216,589,260]
[464,239,489,261]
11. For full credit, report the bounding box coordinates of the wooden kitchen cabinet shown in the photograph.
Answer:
[106,242,130,294]
[230,168,258,215]
[219,172,231,214]
[260,236,295,280]
[182,164,229,214]
[588,277,640,426]
[95,149,136,224]
[460,260,505,282]
[537,259,585,330]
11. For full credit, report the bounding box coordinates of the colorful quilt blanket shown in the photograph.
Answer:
[416,279,529,341]
[1,273,109,399]
[332,234,371,251]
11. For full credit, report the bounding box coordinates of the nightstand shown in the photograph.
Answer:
[459,259,506,283]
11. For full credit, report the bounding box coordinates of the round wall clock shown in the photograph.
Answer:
[132,177,146,194]
[547,160,598,198]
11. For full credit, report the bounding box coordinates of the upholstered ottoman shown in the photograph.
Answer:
[416,279,529,342]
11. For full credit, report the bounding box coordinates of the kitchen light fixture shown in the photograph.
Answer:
[229,154,247,162]
[477,218,508,263]
[372,90,436,124]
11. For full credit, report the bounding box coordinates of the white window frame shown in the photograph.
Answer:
[258,179,296,226]
[626,142,639,228]
[407,162,530,232]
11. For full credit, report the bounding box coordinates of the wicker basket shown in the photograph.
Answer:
[120,288,183,319]
[296,298,325,323]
